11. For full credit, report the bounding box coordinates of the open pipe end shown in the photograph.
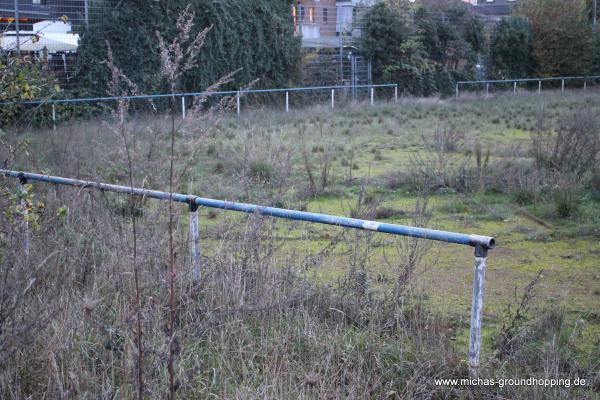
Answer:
[469,235,496,250]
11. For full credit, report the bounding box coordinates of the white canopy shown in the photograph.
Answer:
[1,31,79,53]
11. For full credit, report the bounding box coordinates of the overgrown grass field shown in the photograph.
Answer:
[2,89,600,398]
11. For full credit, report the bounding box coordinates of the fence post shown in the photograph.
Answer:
[236,91,241,116]
[19,177,30,261]
[513,81,517,94]
[561,79,565,92]
[486,83,489,96]
[331,89,335,109]
[52,104,56,130]
[370,86,374,106]
[189,201,200,284]
[181,96,186,120]
[394,85,398,103]
[286,91,289,113]
[455,83,459,99]
[584,81,587,91]
[469,244,488,377]
[538,80,542,94]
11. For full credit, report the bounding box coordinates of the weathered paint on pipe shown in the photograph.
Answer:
[469,244,488,377]
[1,170,495,249]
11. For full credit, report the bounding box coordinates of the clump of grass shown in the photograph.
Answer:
[248,160,274,183]
[552,173,581,218]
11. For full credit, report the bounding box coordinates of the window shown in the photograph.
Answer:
[324,7,328,23]
[299,5,305,21]
[309,7,315,23]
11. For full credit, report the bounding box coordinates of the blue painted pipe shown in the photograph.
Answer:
[0,84,398,106]
[1,169,495,249]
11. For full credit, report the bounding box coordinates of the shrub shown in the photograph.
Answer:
[531,109,600,179]
[248,160,274,183]
[0,58,60,126]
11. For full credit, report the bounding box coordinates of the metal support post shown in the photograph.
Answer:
[52,104,56,129]
[538,80,542,94]
[513,81,517,94]
[181,96,186,120]
[394,85,398,103]
[469,244,489,377]
[331,89,335,109]
[486,83,489,96]
[561,79,565,92]
[14,0,20,55]
[189,202,200,284]
[584,81,587,91]
[236,91,241,116]
[370,87,374,106]
[455,83,459,99]
[19,177,30,260]
[285,91,289,113]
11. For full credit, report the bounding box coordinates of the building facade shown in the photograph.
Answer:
[293,0,375,88]
[0,0,88,31]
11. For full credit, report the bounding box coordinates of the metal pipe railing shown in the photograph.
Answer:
[2,83,398,125]
[1,83,398,106]
[1,168,494,375]
[455,75,600,98]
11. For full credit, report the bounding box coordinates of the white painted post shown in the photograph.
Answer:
[370,87,374,106]
[189,202,200,284]
[469,244,488,377]
[236,91,241,116]
[394,85,398,103]
[331,89,335,109]
[486,83,489,96]
[181,96,186,120]
[561,79,565,92]
[538,80,542,94]
[19,178,30,260]
[455,83,459,99]
[513,81,517,94]
[285,91,289,112]
[52,104,56,130]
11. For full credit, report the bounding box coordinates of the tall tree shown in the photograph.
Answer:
[517,0,593,77]
[363,0,484,96]
[488,16,535,79]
